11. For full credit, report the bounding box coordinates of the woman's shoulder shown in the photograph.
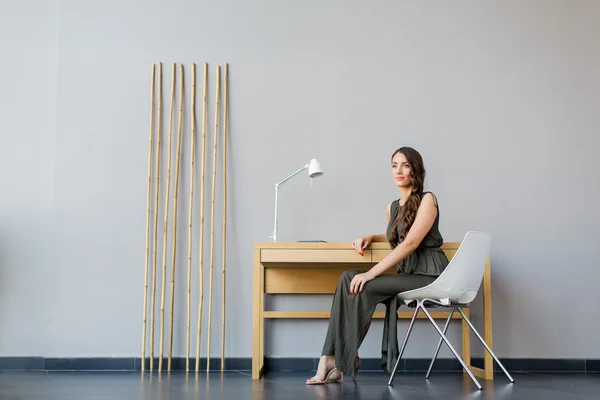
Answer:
[387,198,401,219]
[388,198,401,210]
[420,191,438,208]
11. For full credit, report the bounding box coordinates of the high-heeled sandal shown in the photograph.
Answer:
[306,367,344,385]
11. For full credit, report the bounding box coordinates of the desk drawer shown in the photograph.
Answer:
[261,249,370,263]
[265,267,369,293]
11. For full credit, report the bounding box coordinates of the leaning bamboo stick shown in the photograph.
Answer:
[168,63,185,372]
[159,62,176,373]
[207,65,221,373]
[150,62,163,372]
[195,63,209,372]
[186,63,197,372]
[221,63,229,372]
[141,63,156,373]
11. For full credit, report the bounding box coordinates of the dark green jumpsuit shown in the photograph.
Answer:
[321,193,449,378]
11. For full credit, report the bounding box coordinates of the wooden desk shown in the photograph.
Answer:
[252,242,494,380]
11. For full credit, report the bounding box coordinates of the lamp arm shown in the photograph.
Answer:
[271,164,309,241]
[275,164,309,188]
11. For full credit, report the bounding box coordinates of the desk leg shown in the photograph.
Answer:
[466,257,495,381]
[252,249,265,379]
[259,262,265,374]
[481,258,494,379]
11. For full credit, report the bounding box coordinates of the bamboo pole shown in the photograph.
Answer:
[168,63,185,371]
[220,63,229,372]
[150,62,163,372]
[159,62,176,373]
[186,63,197,372]
[207,65,221,373]
[195,62,209,372]
[141,63,156,373]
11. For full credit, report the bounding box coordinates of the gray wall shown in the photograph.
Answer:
[1,0,598,360]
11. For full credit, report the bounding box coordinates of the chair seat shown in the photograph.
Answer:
[403,299,440,309]
[399,296,470,309]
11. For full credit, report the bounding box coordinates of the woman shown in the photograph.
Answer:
[306,146,449,384]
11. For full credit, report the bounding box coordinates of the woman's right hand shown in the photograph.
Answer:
[352,236,372,256]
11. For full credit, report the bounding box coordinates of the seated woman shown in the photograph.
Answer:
[306,146,449,384]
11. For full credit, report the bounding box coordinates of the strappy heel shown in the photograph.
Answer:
[306,367,344,385]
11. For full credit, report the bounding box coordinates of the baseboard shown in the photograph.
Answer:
[0,357,249,371]
[264,358,599,373]
[0,357,597,372]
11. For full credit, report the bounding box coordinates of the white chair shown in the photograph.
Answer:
[387,231,514,390]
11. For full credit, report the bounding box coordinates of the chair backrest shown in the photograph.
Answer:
[424,231,492,304]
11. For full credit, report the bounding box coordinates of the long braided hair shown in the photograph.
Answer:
[388,147,426,248]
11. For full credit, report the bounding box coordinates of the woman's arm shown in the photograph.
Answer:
[349,193,438,294]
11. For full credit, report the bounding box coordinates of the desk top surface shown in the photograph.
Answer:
[254,242,460,250]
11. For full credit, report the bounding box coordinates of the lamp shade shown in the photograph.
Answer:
[308,159,323,178]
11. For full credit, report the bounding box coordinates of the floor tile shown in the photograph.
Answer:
[0,370,597,399]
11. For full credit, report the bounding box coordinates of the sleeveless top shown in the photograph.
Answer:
[385,192,449,276]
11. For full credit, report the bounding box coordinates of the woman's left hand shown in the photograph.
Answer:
[350,272,374,295]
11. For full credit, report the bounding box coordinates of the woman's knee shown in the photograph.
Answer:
[337,270,359,288]
[340,270,360,281]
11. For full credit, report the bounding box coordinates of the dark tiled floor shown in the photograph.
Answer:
[0,370,598,399]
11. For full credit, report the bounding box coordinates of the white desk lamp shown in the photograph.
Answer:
[271,158,324,242]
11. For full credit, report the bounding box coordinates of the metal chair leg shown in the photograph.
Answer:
[421,306,482,390]
[387,302,421,386]
[456,308,514,383]
[425,307,455,379]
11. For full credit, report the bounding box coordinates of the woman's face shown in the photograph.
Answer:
[391,152,411,188]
